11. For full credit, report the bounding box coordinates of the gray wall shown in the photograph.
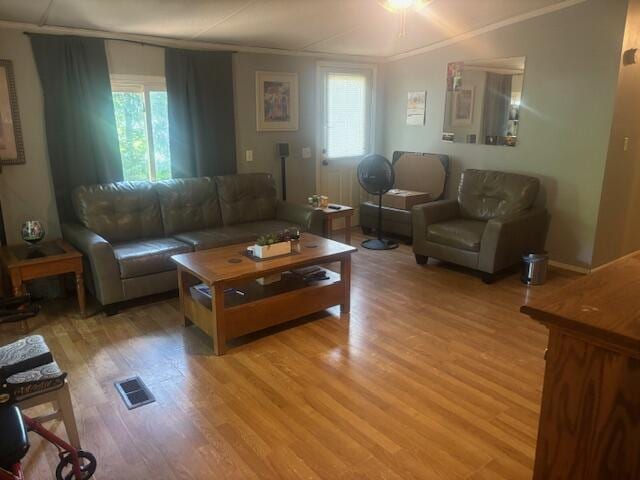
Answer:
[380,0,628,268]
[592,0,640,267]
[234,53,318,204]
[0,29,59,244]
[106,40,164,76]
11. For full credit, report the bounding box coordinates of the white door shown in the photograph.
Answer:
[317,64,376,228]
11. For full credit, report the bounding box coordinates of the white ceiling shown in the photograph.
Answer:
[0,0,577,59]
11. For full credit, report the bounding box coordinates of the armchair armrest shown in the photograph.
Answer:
[411,199,459,239]
[61,222,123,306]
[479,207,549,273]
[276,201,324,236]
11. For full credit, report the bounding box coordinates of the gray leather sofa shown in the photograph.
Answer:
[61,173,323,311]
[412,169,549,282]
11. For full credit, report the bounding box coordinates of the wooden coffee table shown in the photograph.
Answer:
[171,233,356,355]
[0,239,85,317]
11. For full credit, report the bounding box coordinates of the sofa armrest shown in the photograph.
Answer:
[411,199,459,239]
[276,201,324,236]
[479,208,550,273]
[61,222,123,306]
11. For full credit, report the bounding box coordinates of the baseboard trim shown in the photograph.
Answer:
[548,260,589,274]
[589,250,639,273]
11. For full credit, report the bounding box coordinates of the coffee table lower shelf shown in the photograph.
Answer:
[179,269,349,355]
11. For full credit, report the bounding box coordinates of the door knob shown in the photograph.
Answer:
[322,159,329,166]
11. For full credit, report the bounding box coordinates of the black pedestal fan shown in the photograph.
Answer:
[357,154,398,250]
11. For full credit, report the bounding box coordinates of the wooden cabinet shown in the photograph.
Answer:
[521,253,640,479]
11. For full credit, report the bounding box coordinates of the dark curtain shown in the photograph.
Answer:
[165,48,236,178]
[482,73,512,141]
[30,34,123,221]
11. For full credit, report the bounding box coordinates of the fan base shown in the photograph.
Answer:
[361,238,399,250]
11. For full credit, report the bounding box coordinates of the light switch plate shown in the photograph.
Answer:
[245,149,253,162]
[302,147,312,159]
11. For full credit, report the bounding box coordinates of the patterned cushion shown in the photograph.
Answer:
[6,362,67,402]
[0,335,53,380]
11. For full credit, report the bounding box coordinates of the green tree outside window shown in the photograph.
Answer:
[113,89,171,181]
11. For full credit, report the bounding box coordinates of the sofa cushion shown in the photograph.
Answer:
[426,219,486,252]
[113,238,192,279]
[173,227,257,251]
[215,173,278,225]
[233,220,304,237]
[155,177,222,235]
[458,170,539,221]
[72,182,163,243]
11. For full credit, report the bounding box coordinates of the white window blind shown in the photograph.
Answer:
[326,73,367,158]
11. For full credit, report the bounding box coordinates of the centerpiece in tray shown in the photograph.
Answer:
[247,228,300,259]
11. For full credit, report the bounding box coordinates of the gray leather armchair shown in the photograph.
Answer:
[412,169,549,282]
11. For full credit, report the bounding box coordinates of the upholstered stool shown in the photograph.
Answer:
[0,335,81,449]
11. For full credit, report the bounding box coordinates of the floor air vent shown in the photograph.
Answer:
[115,376,155,410]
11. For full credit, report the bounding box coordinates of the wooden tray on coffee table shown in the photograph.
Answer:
[171,233,356,355]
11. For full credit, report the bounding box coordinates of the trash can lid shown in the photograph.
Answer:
[522,252,548,262]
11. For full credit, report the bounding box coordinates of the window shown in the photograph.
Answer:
[111,75,171,181]
[326,72,368,158]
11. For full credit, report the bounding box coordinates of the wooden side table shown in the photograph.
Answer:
[0,239,86,317]
[318,204,355,245]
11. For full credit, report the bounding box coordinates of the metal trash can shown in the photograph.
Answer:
[521,252,548,285]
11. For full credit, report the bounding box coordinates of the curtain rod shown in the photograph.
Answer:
[23,31,237,53]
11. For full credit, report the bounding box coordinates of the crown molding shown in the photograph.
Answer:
[0,20,383,63]
[384,0,588,63]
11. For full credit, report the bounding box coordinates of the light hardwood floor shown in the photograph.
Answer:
[0,231,578,480]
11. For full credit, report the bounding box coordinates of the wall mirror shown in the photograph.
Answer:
[442,56,525,147]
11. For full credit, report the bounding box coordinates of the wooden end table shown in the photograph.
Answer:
[171,233,356,355]
[318,204,355,245]
[0,239,86,317]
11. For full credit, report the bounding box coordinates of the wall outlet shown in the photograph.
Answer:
[302,147,312,159]
[624,137,630,152]
[245,149,253,162]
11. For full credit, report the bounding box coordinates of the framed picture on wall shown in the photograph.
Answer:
[406,91,426,126]
[0,60,25,165]
[256,71,299,131]
[452,87,474,126]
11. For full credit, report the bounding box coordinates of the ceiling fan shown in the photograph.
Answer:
[378,0,434,37]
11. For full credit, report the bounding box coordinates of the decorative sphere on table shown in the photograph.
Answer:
[21,220,45,245]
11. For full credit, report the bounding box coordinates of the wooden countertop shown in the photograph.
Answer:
[521,251,640,358]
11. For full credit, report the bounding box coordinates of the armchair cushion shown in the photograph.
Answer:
[427,219,486,252]
[412,199,460,238]
[113,238,191,279]
[458,170,539,221]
